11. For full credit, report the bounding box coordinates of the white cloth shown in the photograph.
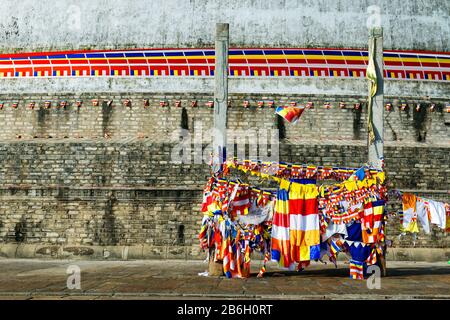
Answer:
[428,200,447,229]
[322,220,348,241]
[416,200,430,234]
[238,200,272,225]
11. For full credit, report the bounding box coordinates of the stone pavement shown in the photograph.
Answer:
[0,258,449,300]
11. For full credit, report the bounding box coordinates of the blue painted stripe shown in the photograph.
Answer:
[383,53,399,57]
[184,51,204,56]
[229,50,244,55]
[303,50,323,55]
[67,54,85,59]
[47,54,67,59]
[124,52,144,57]
[203,51,215,56]
[86,53,105,58]
[342,51,362,56]
[243,50,264,55]
[105,53,125,58]
[144,52,165,57]
[164,52,184,56]
[29,55,49,60]
[323,50,343,56]
[282,50,302,55]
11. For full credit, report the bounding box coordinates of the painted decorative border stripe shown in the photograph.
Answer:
[0,48,448,81]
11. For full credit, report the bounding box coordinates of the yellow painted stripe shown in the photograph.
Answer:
[324,56,347,60]
[313,70,318,76]
[233,70,238,76]
[154,70,158,76]
[281,54,307,59]
[114,70,119,75]
[75,70,80,76]
[390,72,395,78]
[352,71,358,77]
[409,73,414,79]
[293,70,298,76]
[254,70,258,76]
[273,70,278,76]
[333,70,338,76]
[194,70,198,76]
[174,70,178,76]
[304,55,325,60]
[0,72,4,76]
[56,71,60,76]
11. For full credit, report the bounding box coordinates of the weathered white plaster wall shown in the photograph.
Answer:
[0,0,448,52]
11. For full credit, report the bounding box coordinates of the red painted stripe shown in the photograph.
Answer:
[13,60,32,65]
[286,58,307,63]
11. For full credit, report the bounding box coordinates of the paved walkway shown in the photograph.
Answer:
[0,259,449,300]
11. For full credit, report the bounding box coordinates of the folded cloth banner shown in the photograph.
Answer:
[275,106,305,123]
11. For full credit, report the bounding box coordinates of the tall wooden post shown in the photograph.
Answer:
[368,27,387,277]
[208,23,229,277]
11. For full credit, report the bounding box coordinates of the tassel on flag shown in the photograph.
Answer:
[275,105,305,124]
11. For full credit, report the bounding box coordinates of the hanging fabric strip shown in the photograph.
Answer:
[366,36,378,145]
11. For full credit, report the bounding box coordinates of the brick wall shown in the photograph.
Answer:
[0,92,448,254]
[0,93,448,144]
[0,141,448,249]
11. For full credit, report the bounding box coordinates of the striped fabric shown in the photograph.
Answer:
[366,247,377,266]
[275,106,305,123]
[362,200,385,243]
[349,260,365,280]
[289,179,320,263]
[271,179,320,268]
[271,179,292,267]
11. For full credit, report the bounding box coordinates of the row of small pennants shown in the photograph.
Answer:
[226,158,382,182]
[1,99,448,112]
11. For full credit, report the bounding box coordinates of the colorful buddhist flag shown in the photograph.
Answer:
[275,106,305,124]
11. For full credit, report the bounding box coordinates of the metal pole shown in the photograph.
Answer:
[213,23,229,170]
[368,27,384,170]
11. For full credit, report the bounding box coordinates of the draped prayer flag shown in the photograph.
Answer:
[275,106,305,124]
[362,200,385,244]
[271,179,320,268]
[288,179,320,263]
[271,180,292,267]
